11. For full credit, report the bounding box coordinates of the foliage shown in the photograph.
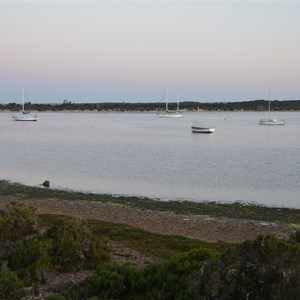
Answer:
[68,248,218,300]
[47,295,66,300]
[289,230,300,244]
[67,234,300,300]
[0,200,37,243]
[0,202,110,296]
[1,199,299,299]
[45,217,110,272]
[68,263,129,300]
[88,219,223,259]
[8,236,51,283]
[2,100,300,112]
[190,234,300,299]
[136,248,219,300]
[0,268,25,299]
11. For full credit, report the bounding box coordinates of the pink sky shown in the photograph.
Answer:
[1,1,300,103]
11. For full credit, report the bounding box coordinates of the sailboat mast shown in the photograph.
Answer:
[22,86,25,112]
[268,88,271,116]
[166,86,168,111]
[177,92,180,111]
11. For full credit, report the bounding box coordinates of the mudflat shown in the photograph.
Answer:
[0,196,295,243]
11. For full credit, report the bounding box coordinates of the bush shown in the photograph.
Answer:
[68,263,139,300]
[0,269,25,299]
[290,231,300,244]
[47,295,66,300]
[137,248,219,299]
[191,234,300,299]
[0,201,37,243]
[46,217,110,272]
[8,236,51,283]
[68,248,219,300]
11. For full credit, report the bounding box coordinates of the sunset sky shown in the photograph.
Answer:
[1,1,300,103]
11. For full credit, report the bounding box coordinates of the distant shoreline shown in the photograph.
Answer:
[1,109,299,114]
[1,99,300,112]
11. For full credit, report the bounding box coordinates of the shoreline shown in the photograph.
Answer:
[1,109,298,113]
[0,180,299,243]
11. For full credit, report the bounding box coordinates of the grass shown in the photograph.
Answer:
[87,219,231,258]
[38,214,229,259]
[1,180,299,224]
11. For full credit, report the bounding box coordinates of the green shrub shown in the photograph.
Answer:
[68,263,138,300]
[46,218,83,271]
[290,230,300,244]
[136,248,219,299]
[68,237,298,300]
[85,234,111,269]
[46,217,110,272]
[0,269,25,299]
[8,236,51,283]
[47,295,66,300]
[191,234,300,299]
[68,248,218,300]
[0,201,37,243]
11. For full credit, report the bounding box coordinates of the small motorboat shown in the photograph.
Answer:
[191,122,215,133]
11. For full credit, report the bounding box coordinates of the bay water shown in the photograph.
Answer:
[1,111,299,208]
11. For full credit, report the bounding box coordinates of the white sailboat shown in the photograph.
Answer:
[12,87,39,121]
[259,90,284,125]
[158,87,184,118]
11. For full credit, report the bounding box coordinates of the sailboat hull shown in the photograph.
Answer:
[158,112,184,118]
[191,126,215,133]
[12,115,39,121]
[258,118,285,125]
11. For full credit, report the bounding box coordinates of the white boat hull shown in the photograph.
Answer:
[258,118,285,125]
[12,115,39,121]
[158,112,184,118]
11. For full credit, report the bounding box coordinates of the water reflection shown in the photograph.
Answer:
[0,111,299,208]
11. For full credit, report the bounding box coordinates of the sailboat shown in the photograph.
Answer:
[12,87,39,121]
[258,90,284,125]
[158,87,184,118]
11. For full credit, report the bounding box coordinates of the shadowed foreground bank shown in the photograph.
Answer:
[0,181,299,299]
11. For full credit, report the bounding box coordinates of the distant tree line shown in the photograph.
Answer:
[1,99,300,112]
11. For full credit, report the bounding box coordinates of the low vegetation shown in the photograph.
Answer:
[86,219,228,258]
[0,201,111,299]
[67,233,300,300]
[0,199,299,299]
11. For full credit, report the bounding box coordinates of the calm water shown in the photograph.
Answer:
[1,111,299,208]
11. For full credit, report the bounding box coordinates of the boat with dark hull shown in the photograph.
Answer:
[191,122,215,133]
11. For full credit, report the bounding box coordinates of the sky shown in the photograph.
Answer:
[1,1,300,104]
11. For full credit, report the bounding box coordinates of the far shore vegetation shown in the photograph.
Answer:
[1,99,300,112]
